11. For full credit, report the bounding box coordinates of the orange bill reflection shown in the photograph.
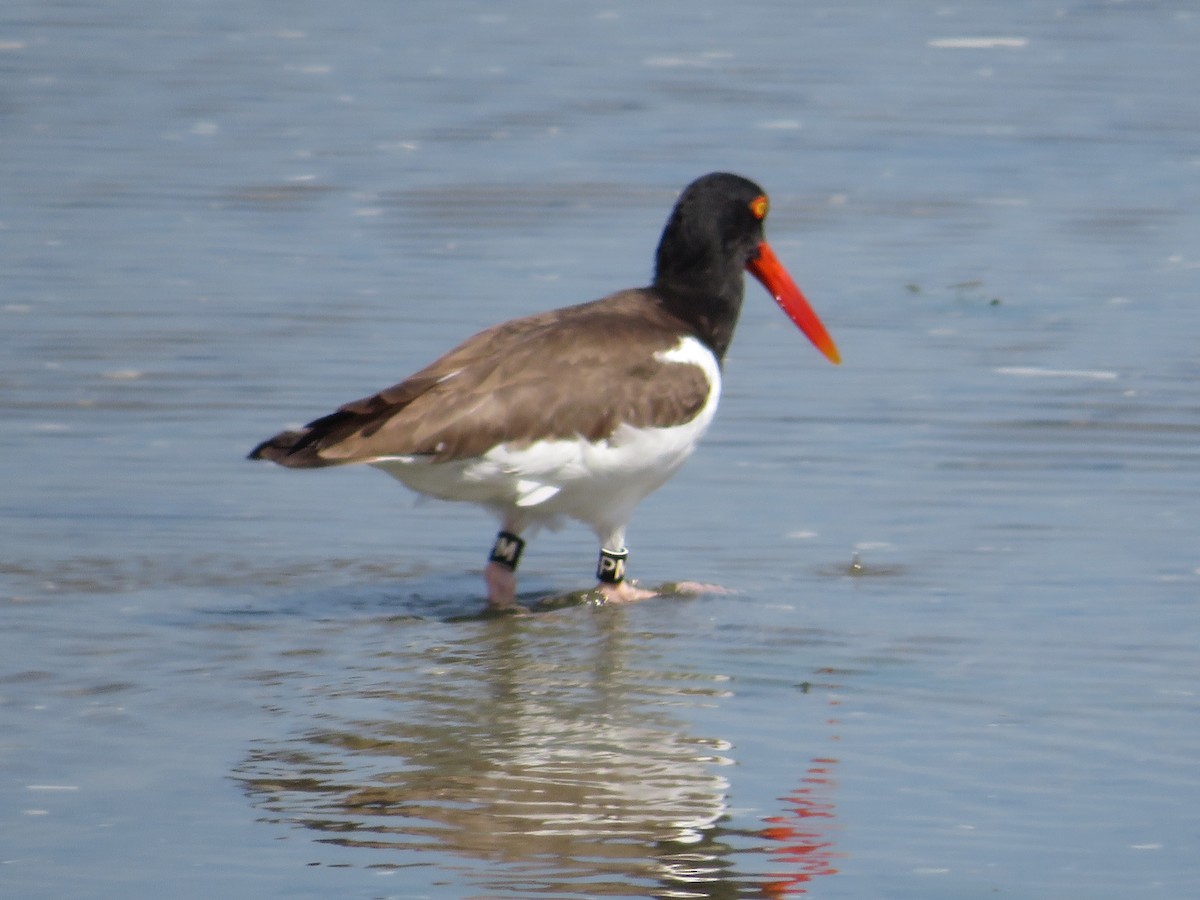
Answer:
[759,755,841,896]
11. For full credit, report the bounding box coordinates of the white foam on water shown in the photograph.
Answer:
[929,37,1029,49]
[996,366,1118,381]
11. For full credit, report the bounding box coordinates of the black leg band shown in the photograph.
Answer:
[597,547,628,584]
[488,531,526,572]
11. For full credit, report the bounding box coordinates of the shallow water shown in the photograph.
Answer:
[3,1,1200,897]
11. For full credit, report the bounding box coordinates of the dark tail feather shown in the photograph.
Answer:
[247,429,337,468]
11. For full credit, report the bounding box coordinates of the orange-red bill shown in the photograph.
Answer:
[746,241,841,365]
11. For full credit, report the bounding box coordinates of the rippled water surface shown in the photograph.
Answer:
[3,1,1199,897]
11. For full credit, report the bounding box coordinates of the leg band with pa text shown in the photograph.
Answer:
[596,547,628,584]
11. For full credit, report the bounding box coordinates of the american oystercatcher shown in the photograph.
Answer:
[249,172,840,611]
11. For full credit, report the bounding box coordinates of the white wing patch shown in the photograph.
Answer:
[515,481,562,507]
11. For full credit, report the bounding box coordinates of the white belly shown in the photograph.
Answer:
[368,336,721,534]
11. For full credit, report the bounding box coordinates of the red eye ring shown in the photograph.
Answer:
[749,195,769,220]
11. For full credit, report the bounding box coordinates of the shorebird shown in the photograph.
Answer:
[250,172,840,611]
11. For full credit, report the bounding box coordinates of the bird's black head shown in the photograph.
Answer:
[651,173,772,358]
[653,172,769,293]
[651,172,841,366]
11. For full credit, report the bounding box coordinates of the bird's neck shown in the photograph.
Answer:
[652,276,744,362]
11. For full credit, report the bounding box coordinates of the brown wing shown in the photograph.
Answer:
[249,290,713,468]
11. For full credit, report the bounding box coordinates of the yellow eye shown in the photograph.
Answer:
[749,194,769,220]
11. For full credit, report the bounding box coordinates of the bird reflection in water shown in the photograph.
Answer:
[236,609,840,897]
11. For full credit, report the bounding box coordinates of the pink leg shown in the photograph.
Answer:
[484,560,520,610]
[590,537,657,603]
[483,523,527,612]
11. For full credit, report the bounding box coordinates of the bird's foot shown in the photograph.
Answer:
[592,580,739,602]
[658,580,738,596]
[527,579,736,613]
[583,579,735,604]
[588,579,660,604]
